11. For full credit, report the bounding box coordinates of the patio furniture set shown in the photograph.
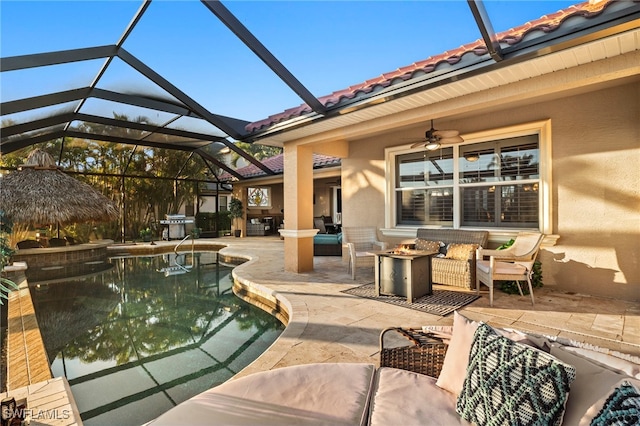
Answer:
[148,311,640,425]
[342,227,544,307]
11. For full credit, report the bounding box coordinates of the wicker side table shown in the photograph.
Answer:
[379,327,449,378]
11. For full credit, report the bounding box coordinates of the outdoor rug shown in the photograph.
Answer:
[341,283,479,316]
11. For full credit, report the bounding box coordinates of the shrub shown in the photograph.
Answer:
[0,211,19,305]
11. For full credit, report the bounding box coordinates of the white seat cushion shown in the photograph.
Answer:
[369,367,472,426]
[148,363,376,426]
[477,260,527,274]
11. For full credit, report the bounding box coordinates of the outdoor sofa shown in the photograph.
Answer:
[415,229,489,290]
[313,232,342,256]
[148,311,640,425]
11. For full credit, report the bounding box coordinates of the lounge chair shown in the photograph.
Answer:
[48,237,68,247]
[16,239,43,249]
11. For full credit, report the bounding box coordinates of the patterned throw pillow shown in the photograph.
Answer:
[414,239,442,253]
[590,380,640,426]
[444,243,478,261]
[456,323,576,426]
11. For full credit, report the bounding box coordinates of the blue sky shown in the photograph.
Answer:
[1,1,579,124]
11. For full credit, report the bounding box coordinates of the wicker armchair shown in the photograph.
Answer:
[342,227,388,280]
[416,229,489,290]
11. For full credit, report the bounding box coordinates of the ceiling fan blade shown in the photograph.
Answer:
[433,129,459,138]
[410,141,427,149]
[439,135,464,144]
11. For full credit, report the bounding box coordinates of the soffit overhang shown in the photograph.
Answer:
[251,22,640,147]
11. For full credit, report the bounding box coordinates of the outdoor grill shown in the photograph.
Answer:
[160,214,194,240]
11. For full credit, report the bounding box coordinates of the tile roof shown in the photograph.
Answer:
[245,0,614,133]
[221,153,341,181]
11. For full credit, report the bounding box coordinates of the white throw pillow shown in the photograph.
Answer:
[435,311,479,395]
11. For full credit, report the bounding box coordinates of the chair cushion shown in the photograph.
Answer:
[313,233,342,244]
[444,243,478,261]
[456,323,576,426]
[148,363,376,426]
[477,260,527,275]
[369,367,472,426]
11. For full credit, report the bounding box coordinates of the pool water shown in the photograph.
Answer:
[29,252,284,426]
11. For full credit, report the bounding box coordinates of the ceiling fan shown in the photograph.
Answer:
[410,119,464,151]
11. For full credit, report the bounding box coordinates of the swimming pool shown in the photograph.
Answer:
[29,251,284,426]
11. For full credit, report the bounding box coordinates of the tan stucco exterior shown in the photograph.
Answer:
[235,45,639,301]
[338,81,639,301]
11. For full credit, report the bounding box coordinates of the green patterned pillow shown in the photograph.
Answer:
[590,380,640,426]
[456,323,576,426]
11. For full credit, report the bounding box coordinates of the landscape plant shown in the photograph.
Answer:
[0,211,19,305]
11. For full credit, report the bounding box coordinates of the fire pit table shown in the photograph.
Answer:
[374,247,438,303]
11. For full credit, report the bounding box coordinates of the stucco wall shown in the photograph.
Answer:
[343,81,639,301]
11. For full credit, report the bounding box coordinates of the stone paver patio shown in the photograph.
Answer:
[213,236,639,378]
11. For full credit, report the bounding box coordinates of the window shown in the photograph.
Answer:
[386,121,551,233]
[395,148,454,226]
[458,136,539,228]
[247,187,271,208]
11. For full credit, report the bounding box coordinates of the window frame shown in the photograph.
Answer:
[384,120,552,235]
[247,186,272,209]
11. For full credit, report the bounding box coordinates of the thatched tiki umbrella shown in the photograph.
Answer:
[0,149,118,228]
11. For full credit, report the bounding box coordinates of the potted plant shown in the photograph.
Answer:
[228,197,244,237]
[139,227,153,242]
[190,227,201,239]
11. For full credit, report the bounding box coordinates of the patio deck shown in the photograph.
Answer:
[213,236,640,379]
[5,236,639,425]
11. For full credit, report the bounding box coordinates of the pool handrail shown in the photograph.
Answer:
[174,234,194,256]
